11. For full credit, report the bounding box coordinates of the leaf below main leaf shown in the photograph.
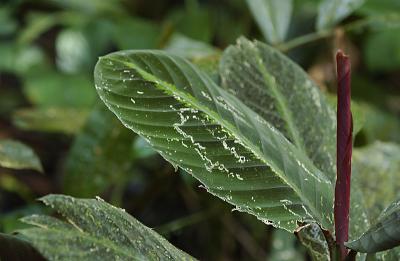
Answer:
[94,48,334,231]
[18,194,195,260]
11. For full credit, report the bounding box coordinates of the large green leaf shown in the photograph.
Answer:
[219,37,336,182]
[346,199,400,253]
[0,139,43,172]
[348,142,400,259]
[16,194,195,260]
[63,104,134,197]
[316,0,365,30]
[245,0,293,44]
[94,47,334,232]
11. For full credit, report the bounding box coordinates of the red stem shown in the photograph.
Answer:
[334,50,353,260]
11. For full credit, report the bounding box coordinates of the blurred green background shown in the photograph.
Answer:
[0,0,399,260]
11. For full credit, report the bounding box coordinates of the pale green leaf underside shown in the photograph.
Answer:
[94,48,333,231]
[346,199,400,253]
[317,0,365,30]
[0,139,43,172]
[18,195,195,260]
[245,0,292,44]
[220,37,336,182]
[296,223,330,261]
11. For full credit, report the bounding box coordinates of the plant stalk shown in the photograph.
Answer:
[334,50,353,260]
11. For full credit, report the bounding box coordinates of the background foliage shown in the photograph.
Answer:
[1,0,400,260]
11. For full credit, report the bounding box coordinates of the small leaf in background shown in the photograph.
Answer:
[0,233,45,261]
[56,29,91,74]
[346,199,400,253]
[94,47,334,232]
[62,104,134,198]
[364,28,400,71]
[245,0,293,44]
[23,70,96,108]
[316,0,365,31]
[164,34,219,60]
[12,107,89,134]
[295,223,330,261]
[16,194,196,260]
[0,139,43,172]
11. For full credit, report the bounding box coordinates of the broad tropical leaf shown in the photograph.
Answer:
[295,223,331,261]
[316,0,365,30]
[348,142,400,259]
[94,47,334,231]
[245,0,293,44]
[17,194,195,260]
[0,139,43,172]
[346,199,400,253]
[219,37,336,181]
[63,104,134,197]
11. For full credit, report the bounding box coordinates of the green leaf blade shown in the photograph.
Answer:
[316,0,365,30]
[94,49,334,231]
[245,0,293,44]
[17,195,195,260]
[346,199,400,253]
[0,139,43,172]
[219,37,336,181]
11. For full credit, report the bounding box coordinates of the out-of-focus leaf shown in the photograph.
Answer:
[346,199,400,253]
[0,44,45,74]
[94,47,334,232]
[0,7,17,36]
[220,37,336,182]
[0,204,47,233]
[23,70,96,108]
[17,12,81,46]
[164,34,219,60]
[296,223,330,261]
[0,233,45,261]
[316,0,365,30]
[0,139,43,172]
[63,104,134,197]
[0,174,32,202]
[361,105,400,144]
[17,194,196,260]
[359,0,400,16]
[349,142,400,259]
[56,29,91,74]
[13,107,89,134]
[364,28,400,71]
[352,142,400,220]
[245,0,293,44]
[269,229,305,261]
[112,17,161,50]
[43,0,124,15]
[166,3,213,43]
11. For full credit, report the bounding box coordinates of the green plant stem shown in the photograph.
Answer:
[277,17,380,52]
